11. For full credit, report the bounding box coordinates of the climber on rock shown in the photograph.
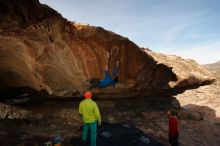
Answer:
[87,52,120,89]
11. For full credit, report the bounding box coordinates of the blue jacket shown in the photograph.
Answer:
[97,71,116,88]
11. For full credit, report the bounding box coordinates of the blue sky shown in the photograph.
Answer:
[40,0,220,64]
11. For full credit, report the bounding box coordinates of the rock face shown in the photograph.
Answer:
[204,61,220,80]
[0,102,30,119]
[145,50,215,88]
[0,0,214,98]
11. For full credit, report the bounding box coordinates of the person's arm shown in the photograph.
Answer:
[79,103,82,115]
[103,65,112,80]
[78,103,83,121]
[105,64,108,72]
[177,118,180,134]
[112,68,119,77]
[94,103,101,125]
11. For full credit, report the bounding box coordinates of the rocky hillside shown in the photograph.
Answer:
[204,61,220,80]
[0,0,215,98]
[145,50,215,87]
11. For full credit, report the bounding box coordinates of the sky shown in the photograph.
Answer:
[39,0,220,64]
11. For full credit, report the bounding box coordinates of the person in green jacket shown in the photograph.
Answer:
[79,91,101,146]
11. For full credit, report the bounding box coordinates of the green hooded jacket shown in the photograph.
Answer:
[79,99,101,124]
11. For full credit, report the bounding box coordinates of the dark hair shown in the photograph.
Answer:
[113,76,118,83]
[168,110,178,116]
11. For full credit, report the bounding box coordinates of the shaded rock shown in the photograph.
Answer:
[178,109,203,121]
[6,97,30,105]
[0,102,30,119]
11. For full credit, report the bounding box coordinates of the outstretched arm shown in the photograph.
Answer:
[104,52,109,77]
[116,60,119,67]
[105,64,108,72]
[106,52,110,71]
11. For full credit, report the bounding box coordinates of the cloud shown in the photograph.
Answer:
[159,42,220,64]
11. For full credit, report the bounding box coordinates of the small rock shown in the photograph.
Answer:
[178,109,203,120]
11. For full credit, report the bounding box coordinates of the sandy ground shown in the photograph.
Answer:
[176,81,220,121]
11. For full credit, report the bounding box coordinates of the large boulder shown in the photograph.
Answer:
[0,0,214,98]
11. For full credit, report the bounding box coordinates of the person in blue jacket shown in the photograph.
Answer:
[89,61,119,89]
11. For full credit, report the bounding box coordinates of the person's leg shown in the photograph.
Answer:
[82,123,89,143]
[104,70,111,80]
[104,51,111,80]
[169,135,174,146]
[169,136,179,146]
[112,61,119,77]
[89,78,101,88]
[90,121,97,146]
[173,135,179,146]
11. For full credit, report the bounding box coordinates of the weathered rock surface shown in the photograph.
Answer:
[0,0,215,98]
[145,49,215,88]
[0,102,30,119]
[204,61,220,80]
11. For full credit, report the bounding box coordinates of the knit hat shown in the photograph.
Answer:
[84,91,92,99]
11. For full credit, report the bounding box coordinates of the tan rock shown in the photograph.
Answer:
[145,49,215,88]
[178,109,203,120]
